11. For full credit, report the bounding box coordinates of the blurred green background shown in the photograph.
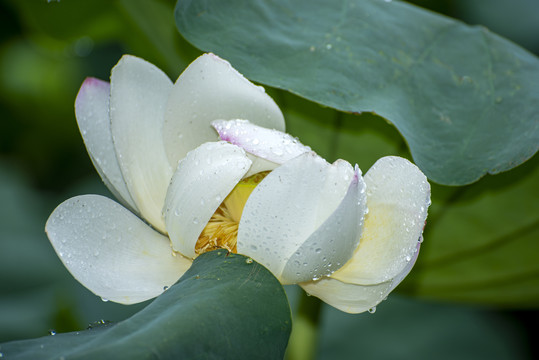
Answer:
[0,0,537,358]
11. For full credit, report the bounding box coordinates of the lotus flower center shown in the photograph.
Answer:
[194,171,269,255]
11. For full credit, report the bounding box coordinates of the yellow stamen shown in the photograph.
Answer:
[195,171,269,255]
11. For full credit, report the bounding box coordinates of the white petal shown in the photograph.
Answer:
[280,165,367,284]
[243,153,280,178]
[74,77,138,212]
[163,53,285,167]
[332,156,430,285]
[212,119,310,164]
[110,55,173,233]
[300,278,392,314]
[45,195,191,304]
[388,242,421,293]
[237,153,355,283]
[164,142,251,259]
[300,242,421,313]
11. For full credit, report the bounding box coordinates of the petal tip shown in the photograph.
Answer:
[76,77,110,107]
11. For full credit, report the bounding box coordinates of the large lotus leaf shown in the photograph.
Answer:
[175,0,539,185]
[0,251,292,360]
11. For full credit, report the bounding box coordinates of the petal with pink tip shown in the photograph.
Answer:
[332,156,430,285]
[237,153,358,283]
[75,77,137,212]
[46,195,191,305]
[280,165,367,284]
[212,119,311,164]
[163,53,285,167]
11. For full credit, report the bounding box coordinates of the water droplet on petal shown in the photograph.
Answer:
[101,297,109,302]
[368,307,377,314]
[245,257,253,264]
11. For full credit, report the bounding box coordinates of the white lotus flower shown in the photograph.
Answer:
[46,54,430,313]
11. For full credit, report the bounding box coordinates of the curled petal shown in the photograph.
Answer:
[163,53,285,167]
[300,242,421,313]
[45,195,191,304]
[332,156,430,285]
[164,142,252,259]
[75,77,137,212]
[237,153,357,283]
[212,119,311,164]
[280,166,367,283]
[299,278,392,314]
[110,55,173,232]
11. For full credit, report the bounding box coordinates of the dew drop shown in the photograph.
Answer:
[49,329,56,336]
[101,297,109,302]
[368,307,377,313]
[315,248,322,254]
[245,257,254,264]
[163,286,169,291]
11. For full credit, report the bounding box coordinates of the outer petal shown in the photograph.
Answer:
[45,195,191,304]
[164,142,252,259]
[110,55,173,233]
[237,153,358,283]
[332,156,430,285]
[163,53,285,167]
[299,278,392,314]
[74,77,137,212]
[212,119,310,164]
[300,243,421,313]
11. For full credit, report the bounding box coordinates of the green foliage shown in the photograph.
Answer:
[1,251,292,360]
[0,0,200,190]
[403,155,539,306]
[175,0,539,185]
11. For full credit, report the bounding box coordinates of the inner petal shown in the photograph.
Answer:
[194,171,269,255]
